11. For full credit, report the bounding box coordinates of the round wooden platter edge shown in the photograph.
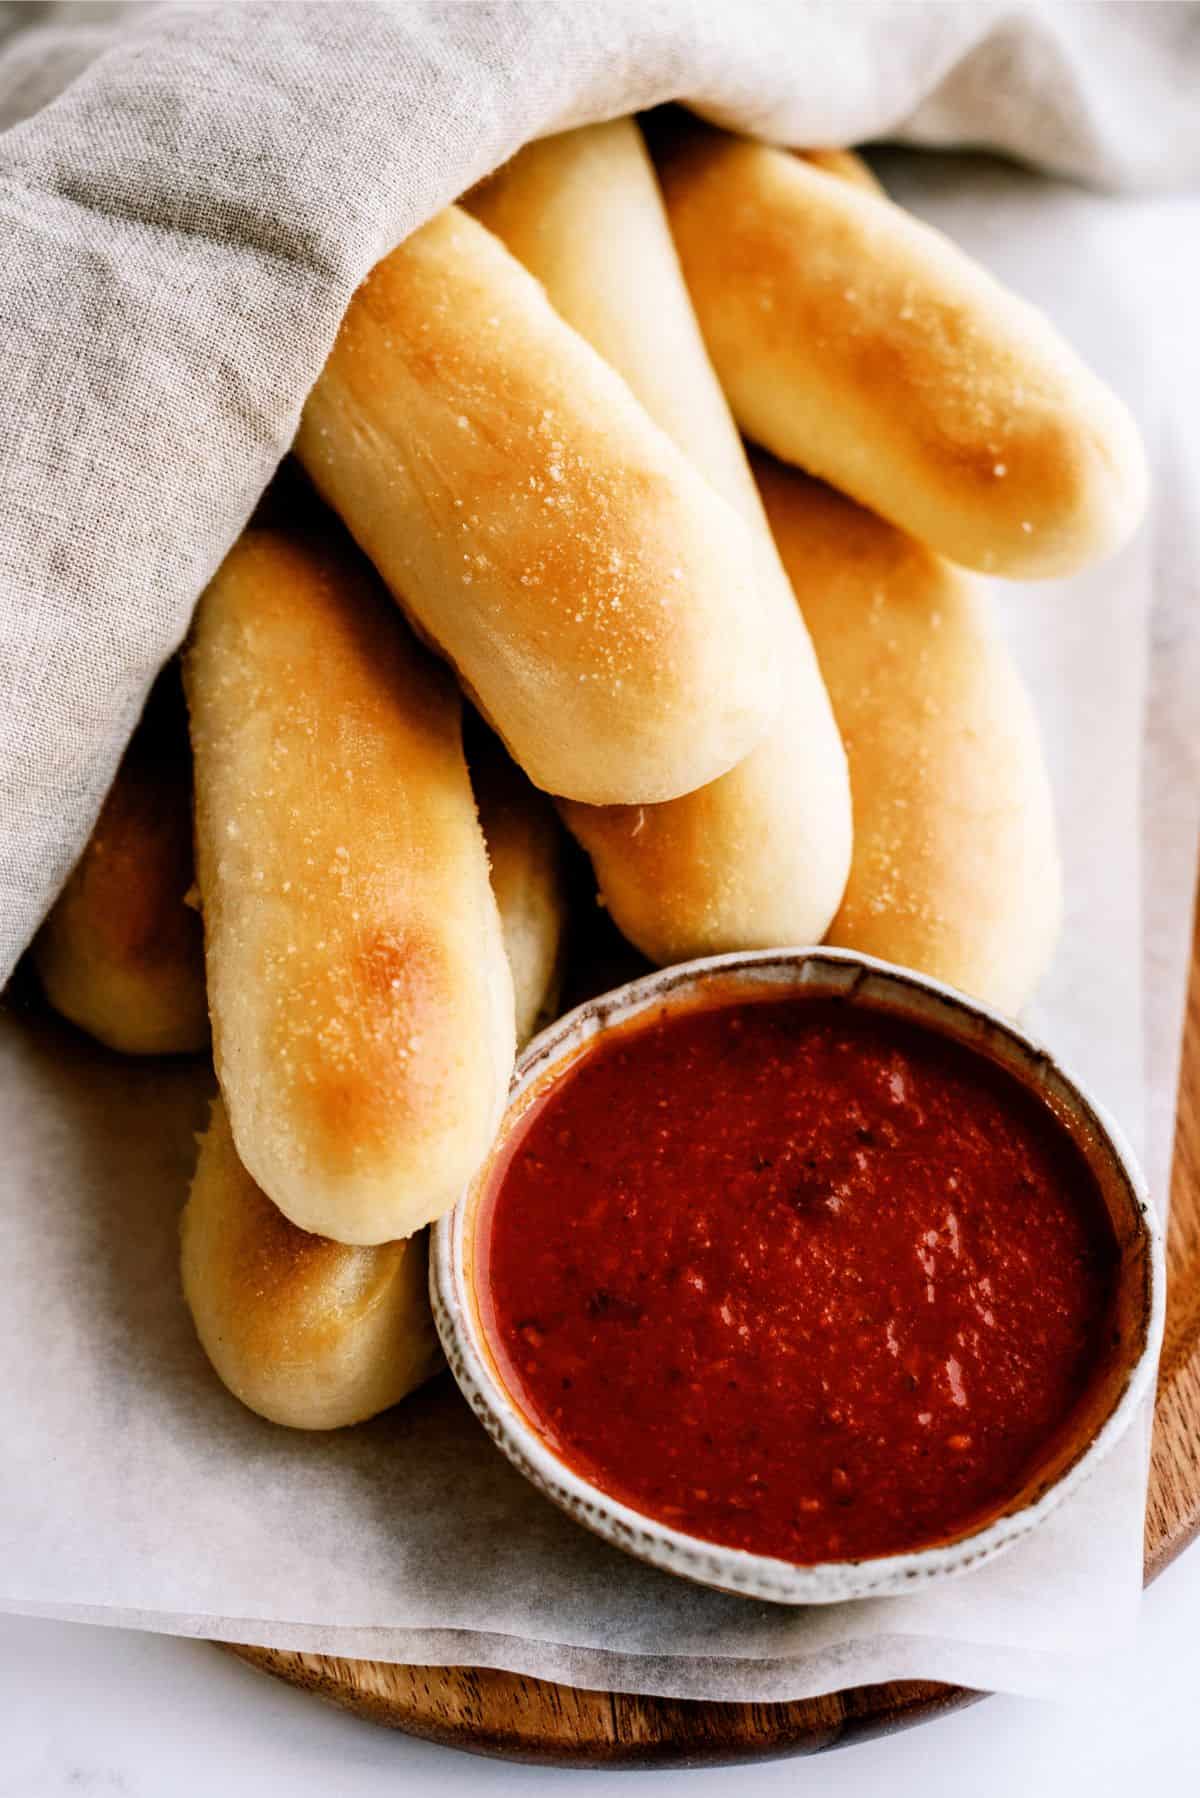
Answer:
[224,903,1200,1765]
[224,1647,989,1766]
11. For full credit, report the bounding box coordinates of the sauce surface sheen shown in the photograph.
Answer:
[481,996,1118,1565]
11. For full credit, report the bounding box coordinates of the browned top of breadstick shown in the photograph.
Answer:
[470,119,851,962]
[655,118,1147,579]
[756,454,1061,1014]
[799,148,882,192]
[295,205,780,806]
[186,526,514,1245]
[32,670,208,1055]
[181,1097,442,1430]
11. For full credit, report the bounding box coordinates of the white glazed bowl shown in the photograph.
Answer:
[431,949,1164,1605]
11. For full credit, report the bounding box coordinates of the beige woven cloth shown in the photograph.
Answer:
[1,0,1198,980]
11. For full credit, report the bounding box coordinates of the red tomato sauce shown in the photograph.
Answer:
[479,995,1119,1565]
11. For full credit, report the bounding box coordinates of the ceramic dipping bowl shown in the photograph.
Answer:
[431,948,1164,1605]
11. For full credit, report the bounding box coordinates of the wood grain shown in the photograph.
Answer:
[229,889,1200,1765]
[225,1649,984,1764]
[1145,882,1200,1576]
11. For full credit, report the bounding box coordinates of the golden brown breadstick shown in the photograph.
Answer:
[755,454,1060,1014]
[294,204,778,806]
[655,117,1147,579]
[798,148,882,192]
[181,1098,443,1430]
[470,726,567,1046]
[32,669,208,1055]
[185,527,514,1246]
[468,119,851,963]
[181,750,566,1431]
[180,744,565,1432]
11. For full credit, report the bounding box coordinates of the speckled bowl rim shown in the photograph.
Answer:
[431,948,1165,1606]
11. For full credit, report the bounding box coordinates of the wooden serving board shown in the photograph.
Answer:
[228,893,1200,1766]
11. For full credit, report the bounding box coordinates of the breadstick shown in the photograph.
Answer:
[181,1098,443,1430]
[32,669,208,1055]
[654,116,1147,579]
[294,204,777,806]
[470,726,567,1046]
[755,454,1061,1014]
[180,754,565,1431]
[468,120,851,962]
[185,527,514,1246]
[799,148,882,192]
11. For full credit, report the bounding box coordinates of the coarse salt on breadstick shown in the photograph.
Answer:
[756,454,1061,1014]
[294,205,778,807]
[185,527,514,1246]
[468,119,851,962]
[655,116,1147,580]
[181,748,566,1430]
[33,669,208,1056]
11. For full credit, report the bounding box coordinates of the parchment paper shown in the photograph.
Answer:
[2,155,1198,1704]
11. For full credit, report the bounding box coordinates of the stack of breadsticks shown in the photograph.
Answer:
[29,113,1146,1431]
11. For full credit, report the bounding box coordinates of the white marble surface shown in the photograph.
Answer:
[2,1539,1198,1797]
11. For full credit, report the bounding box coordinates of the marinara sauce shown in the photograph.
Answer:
[480,996,1119,1565]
